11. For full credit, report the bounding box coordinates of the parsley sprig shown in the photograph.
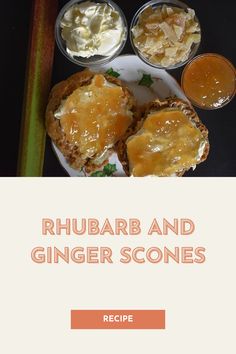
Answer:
[106,68,120,78]
[91,163,117,177]
[138,74,154,88]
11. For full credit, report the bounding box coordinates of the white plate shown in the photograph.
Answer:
[52,54,189,177]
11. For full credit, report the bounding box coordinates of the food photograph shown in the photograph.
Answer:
[2,0,236,177]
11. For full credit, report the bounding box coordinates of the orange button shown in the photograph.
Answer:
[71,310,165,329]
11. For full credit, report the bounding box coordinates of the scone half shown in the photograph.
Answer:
[117,98,210,177]
[46,70,137,172]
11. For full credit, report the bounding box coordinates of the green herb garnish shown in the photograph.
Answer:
[91,163,117,177]
[103,163,117,176]
[138,74,154,88]
[91,171,107,177]
[106,68,120,78]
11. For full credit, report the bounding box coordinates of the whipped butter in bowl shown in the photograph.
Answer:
[55,0,128,66]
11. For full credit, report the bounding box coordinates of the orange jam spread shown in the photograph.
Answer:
[182,54,236,109]
[58,74,132,158]
[127,109,205,177]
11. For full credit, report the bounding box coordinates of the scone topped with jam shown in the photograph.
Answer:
[46,70,136,172]
[117,98,209,177]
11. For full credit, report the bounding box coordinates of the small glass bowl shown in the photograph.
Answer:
[181,53,236,110]
[55,0,128,67]
[130,0,201,70]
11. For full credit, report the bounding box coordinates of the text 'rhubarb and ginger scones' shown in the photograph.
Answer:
[117,98,209,177]
[46,70,136,172]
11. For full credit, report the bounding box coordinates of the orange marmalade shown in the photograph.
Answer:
[182,54,236,109]
[56,75,132,160]
[126,109,206,177]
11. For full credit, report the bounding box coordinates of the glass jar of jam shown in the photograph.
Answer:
[181,53,236,109]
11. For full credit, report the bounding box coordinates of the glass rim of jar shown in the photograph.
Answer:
[181,53,236,110]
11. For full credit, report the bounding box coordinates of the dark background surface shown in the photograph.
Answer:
[2,0,236,176]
